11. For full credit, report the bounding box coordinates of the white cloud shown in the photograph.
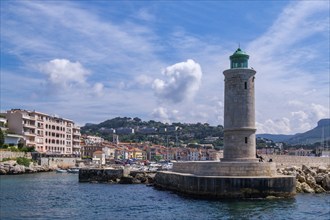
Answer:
[93,83,104,96]
[257,118,291,134]
[249,1,329,134]
[151,107,180,123]
[135,74,153,86]
[38,59,107,99]
[1,1,328,134]
[39,59,89,87]
[152,59,202,103]
[257,103,329,134]
[152,107,169,120]
[248,1,328,61]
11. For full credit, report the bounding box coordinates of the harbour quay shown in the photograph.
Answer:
[155,162,296,199]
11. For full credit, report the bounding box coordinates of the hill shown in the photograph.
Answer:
[258,119,330,145]
[82,117,329,146]
[286,119,330,145]
[256,134,294,142]
[81,117,224,146]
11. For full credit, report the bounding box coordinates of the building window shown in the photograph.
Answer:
[245,137,248,144]
[244,82,247,89]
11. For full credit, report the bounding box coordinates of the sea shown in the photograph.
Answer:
[0,172,329,220]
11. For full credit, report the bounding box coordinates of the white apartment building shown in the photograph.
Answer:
[84,135,104,145]
[5,109,81,155]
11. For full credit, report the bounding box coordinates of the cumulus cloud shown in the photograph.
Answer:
[152,107,169,119]
[39,59,89,87]
[152,107,180,122]
[39,59,106,97]
[257,118,291,134]
[257,103,329,134]
[152,59,202,103]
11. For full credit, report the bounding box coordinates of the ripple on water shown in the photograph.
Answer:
[1,173,330,220]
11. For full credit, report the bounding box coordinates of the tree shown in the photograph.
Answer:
[0,129,4,147]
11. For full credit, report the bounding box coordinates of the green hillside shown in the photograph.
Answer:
[81,117,224,147]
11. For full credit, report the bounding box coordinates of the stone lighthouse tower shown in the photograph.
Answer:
[223,48,258,162]
[154,47,296,199]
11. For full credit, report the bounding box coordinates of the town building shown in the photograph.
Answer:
[4,109,81,155]
[83,135,104,145]
[81,144,103,158]
[116,127,134,135]
[92,150,105,165]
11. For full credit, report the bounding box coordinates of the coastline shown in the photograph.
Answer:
[0,160,55,175]
[1,156,329,194]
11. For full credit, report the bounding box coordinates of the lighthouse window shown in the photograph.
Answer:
[245,137,248,144]
[244,82,247,89]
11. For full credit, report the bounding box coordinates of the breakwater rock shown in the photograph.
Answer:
[278,165,330,193]
[79,167,156,184]
[0,160,54,175]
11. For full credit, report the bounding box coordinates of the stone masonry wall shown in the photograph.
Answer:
[0,151,32,161]
[40,157,77,169]
[173,161,276,176]
[261,155,330,168]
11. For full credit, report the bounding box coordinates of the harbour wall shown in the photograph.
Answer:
[40,157,77,169]
[261,155,330,168]
[155,171,296,199]
[0,151,32,161]
[173,161,276,176]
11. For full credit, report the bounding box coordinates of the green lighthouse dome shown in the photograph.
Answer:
[229,48,249,69]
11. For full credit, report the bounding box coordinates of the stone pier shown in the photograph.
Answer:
[155,171,295,199]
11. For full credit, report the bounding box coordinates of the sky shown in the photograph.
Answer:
[1,0,329,135]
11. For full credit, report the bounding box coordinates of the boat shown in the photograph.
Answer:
[56,169,67,173]
[67,168,80,174]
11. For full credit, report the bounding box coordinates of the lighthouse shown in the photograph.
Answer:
[222,48,258,162]
[154,47,296,199]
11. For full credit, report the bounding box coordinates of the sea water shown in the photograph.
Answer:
[0,172,329,220]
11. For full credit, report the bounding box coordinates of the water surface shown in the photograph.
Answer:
[1,172,329,219]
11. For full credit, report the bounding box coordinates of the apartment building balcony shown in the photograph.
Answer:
[23,123,36,128]
[22,114,36,121]
[24,131,36,136]
[73,145,81,149]
[36,139,44,144]
[26,140,36,145]
[0,117,6,127]
[37,126,44,130]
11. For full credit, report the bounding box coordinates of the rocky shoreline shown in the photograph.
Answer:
[113,171,156,185]
[278,165,330,193]
[0,160,55,175]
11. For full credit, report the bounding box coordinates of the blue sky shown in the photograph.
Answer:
[1,0,329,134]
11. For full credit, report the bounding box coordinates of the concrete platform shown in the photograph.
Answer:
[154,171,296,199]
[173,161,276,176]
